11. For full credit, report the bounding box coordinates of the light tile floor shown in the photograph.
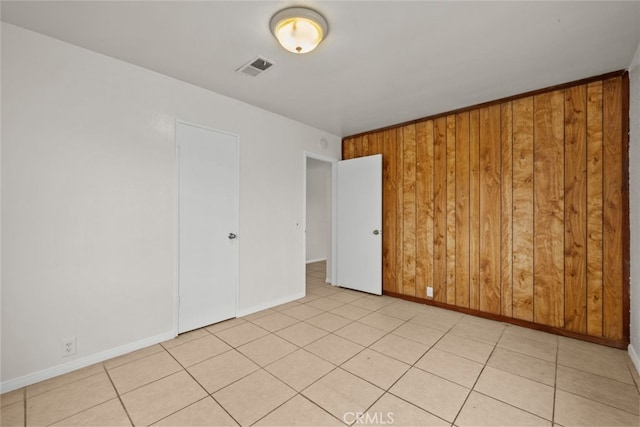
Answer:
[2,261,639,426]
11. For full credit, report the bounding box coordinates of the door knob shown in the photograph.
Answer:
[373,229,381,235]
[228,233,237,240]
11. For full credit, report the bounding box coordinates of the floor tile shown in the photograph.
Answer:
[305,312,353,332]
[358,312,405,332]
[275,322,329,347]
[0,389,24,407]
[266,349,334,391]
[415,348,483,388]
[254,394,344,426]
[341,349,410,389]
[1,401,24,427]
[306,297,346,311]
[249,312,300,332]
[26,372,117,426]
[241,308,276,321]
[370,333,429,365]
[304,334,364,365]
[188,349,259,393]
[326,291,367,304]
[205,317,247,334]
[152,397,238,426]
[167,334,232,367]
[409,308,464,331]
[103,344,164,370]
[556,365,639,415]
[297,293,322,304]
[334,322,387,347]
[474,366,554,420]
[329,303,373,321]
[213,370,295,426]
[455,391,550,426]
[161,328,209,350]
[121,371,206,426]
[273,301,303,312]
[108,351,182,394]
[502,324,558,346]
[214,322,269,347]
[362,393,448,426]
[26,363,105,398]
[554,389,639,426]
[434,333,494,364]
[392,322,445,346]
[350,296,395,311]
[449,318,505,345]
[376,301,424,321]
[302,368,384,421]
[281,304,325,321]
[307,286,340,297]
[50,398,131,426]
[497,332,557,362]
[389,367,469,423]
[237,334,297,366]
[557,337,633,384]
[487,347,556,386]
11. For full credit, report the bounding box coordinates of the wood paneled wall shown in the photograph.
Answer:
[342,73,630,347]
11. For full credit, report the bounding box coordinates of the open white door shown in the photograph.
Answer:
[177,123,238,333]
[336,154,382,295]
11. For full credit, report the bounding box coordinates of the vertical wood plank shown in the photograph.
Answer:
[586,82,603,337]
[501,102,514,317]
[416,122,428,299]
[354,136,363,157]
[512,97,535,321]
[362,134,370,157]
[403,125,417,296]
[602,77,623,340]
[564,85,588,333]
[343,138,355,160]
[469,110,481,310]
[479,105,502,315]
[455,112,471,308]
[370,132,382,155]
[534,90,565,328]
[433,117,448,302]
[395,128,405,295]
[446,115,457,305]
[425,121,435,300]
[382,130,397,293]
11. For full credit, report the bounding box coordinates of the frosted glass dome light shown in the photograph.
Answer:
[270,7,328,54]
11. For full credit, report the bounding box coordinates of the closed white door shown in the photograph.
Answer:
[177,122,238,333]
[336,154,382,295]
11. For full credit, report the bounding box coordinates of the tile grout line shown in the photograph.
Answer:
[450,320,506,426]
[358,312,463,425]
[102,363,135,427]
[160,341,242,426]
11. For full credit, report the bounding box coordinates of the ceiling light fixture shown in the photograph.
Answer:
[270,7,328,54]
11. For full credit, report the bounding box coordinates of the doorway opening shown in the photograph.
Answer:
[303,153,336,289]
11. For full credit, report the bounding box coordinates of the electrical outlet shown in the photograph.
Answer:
[426,286,434,298]
[61,337,76,357]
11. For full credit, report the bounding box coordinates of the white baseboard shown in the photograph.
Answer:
[0,330,176,393]
[629,344,640,376]
[236,292,305,317]
[306,258,327,264]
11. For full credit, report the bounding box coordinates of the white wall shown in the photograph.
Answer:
[0,23,341,391]
[629,39,640,374]
[306,158,331,268]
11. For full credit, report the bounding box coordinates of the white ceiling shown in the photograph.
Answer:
[3,1,640,137]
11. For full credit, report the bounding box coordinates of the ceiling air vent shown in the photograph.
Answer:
[236,57,274,77]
